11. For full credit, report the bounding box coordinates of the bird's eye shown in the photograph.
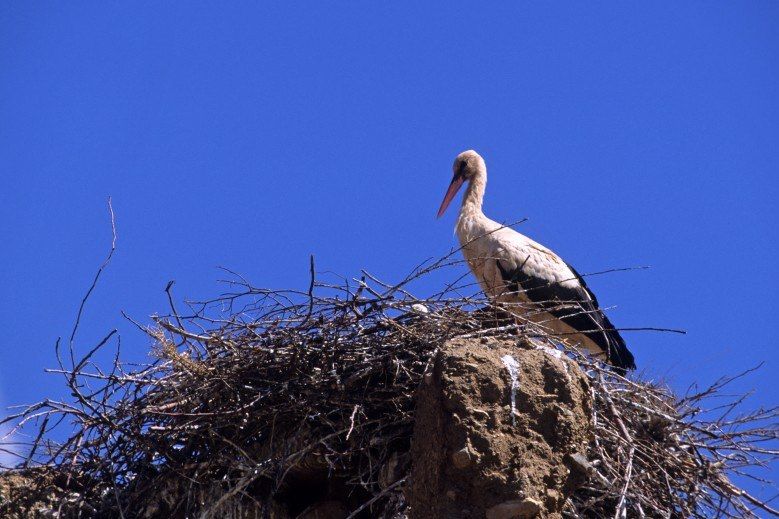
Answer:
[457,161,467,176]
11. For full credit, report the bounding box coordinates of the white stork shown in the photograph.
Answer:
[437,150,636,373]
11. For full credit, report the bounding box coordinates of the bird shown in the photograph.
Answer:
[436,150,636,373]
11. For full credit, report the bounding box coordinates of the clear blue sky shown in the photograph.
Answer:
[1,1,777,496]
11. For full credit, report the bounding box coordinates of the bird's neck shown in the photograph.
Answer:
[459,171,486,220]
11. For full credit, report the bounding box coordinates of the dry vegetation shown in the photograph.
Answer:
[1,245,777,518]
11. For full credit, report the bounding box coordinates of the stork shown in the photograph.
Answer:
[437,150,636,373]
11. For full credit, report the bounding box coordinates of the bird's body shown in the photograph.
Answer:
[438,150,636,372]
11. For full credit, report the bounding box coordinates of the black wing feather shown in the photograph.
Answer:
[496,259,636,372]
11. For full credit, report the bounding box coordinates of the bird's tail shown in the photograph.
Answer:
[601,314,636,374]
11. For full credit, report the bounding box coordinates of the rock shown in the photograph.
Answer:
[566,453,593,476]
[485,498,542,519]
[451,446,472,469]
[563,452,594,493]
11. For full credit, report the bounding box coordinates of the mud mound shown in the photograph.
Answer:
[409,338,591,519]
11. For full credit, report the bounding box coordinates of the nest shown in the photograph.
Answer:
[1,254,777,518]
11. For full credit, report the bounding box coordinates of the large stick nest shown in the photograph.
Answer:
[1,254,777,518]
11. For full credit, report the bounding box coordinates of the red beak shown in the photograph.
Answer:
[436,175,465,218]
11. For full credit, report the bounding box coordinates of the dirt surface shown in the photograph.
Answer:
[407,337,593,519]
[0,468,89,518]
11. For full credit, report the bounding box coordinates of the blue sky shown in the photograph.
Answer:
[1,1,777,496]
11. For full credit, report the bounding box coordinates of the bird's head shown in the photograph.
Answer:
[436,150,485,218]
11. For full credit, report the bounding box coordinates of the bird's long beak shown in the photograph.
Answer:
[436,174,465,218]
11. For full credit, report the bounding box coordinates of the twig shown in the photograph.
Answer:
[345,477,407,519]
[68,197,117,368]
